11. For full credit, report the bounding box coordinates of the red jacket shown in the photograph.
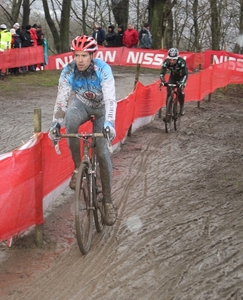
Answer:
[30,28,38,46]
[123,29,138,48]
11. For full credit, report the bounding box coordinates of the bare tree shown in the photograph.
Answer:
[148,0,177,49]
[42,0,61,53]
[11,0,22,24]
[111,0,129,27]
[59,0,72,52]
[209,0,220,50]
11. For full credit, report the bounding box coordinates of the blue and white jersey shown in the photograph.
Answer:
[53,58,117,124]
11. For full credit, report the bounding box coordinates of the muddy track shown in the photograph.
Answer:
[1,75,243,299]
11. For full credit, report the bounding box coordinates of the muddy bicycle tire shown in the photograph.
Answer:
[165,96,173,133]
[93,160,104,233]
[173,101,181,131]
[75,162,93,255]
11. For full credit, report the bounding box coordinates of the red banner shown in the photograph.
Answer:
[45,47,195,71]
[0,46,44,69]
[204,50,243,70]
[1,46,243,73]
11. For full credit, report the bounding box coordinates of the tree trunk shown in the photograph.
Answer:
[192,0,200,51]
[11,0,22,25]
[60,0,71,53]
[42,0,61,53]
[111,0,129,27]
[166,11,173,49]
[148,0,176,49]
[22,0,30,27]
[209,0,220,50]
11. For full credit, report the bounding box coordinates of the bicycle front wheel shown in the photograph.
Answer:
[93,161,104,233]
[165,97,173,133]
[75,162,93,255]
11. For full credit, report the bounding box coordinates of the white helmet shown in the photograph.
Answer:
[0,24,7,29]
[167,48,179,59]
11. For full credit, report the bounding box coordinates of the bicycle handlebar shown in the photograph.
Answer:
[58,132,104,139]
[161,82,180,88]
[52,130,113,155]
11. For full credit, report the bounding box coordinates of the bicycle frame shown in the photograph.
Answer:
[163,83,181,133]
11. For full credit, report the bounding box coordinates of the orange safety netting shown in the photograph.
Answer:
[0,46,44,69]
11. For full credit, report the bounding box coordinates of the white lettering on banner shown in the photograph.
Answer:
[212,55,228,64]
[126,52,165,66]
[95,51,116,62]
[228,57,243,72]
[55,55,73,69]
[212,55,243,72]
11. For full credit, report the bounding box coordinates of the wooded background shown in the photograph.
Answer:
[1,0,243,54]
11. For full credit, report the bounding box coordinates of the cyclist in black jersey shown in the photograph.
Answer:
[160,48,188,116]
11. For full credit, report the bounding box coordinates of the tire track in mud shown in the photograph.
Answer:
[8,130,169,300]
[2,95,243,300]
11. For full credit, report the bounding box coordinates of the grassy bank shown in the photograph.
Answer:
[0,70,61,95]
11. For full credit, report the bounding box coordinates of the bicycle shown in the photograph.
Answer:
[52,116,112,255]
[160,82,181,133]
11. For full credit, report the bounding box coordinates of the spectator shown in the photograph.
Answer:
[10,28,21,49]
[36,25,44,45]
[0,24,12,76]
[21,24,32,48]
[123,24,138,48]
[35,25,46,70]
[30,24,38,46]
[0,24,12,50]
[116,25,124,47]
[105,24,116,47]
[20,25,33,72]
[9,28,21,75]
[13,23,24,47]
[92,22,105,46]
[139,23,152,49]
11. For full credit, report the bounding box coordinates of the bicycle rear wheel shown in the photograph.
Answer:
[93,160,105,233]
[75,162,93,255]
[165,97,173,133]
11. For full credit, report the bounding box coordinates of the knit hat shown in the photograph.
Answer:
[0,24,7,29]
[13,23,20,29]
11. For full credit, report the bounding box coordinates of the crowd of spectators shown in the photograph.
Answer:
[92,22,152,49]
[0,22,45,76]
[0,21,152,77]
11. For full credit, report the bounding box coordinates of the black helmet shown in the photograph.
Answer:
[167,48,179,59]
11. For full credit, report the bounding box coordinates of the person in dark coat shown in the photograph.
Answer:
[92,23,105,46]
[139,23,152,49]
[105,25,116,47]
[116,25,124,47]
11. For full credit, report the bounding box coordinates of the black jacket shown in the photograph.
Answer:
[105,25,116,47]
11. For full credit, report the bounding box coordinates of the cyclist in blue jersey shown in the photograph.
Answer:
[160,48,188,116]
[49,35,117,226]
